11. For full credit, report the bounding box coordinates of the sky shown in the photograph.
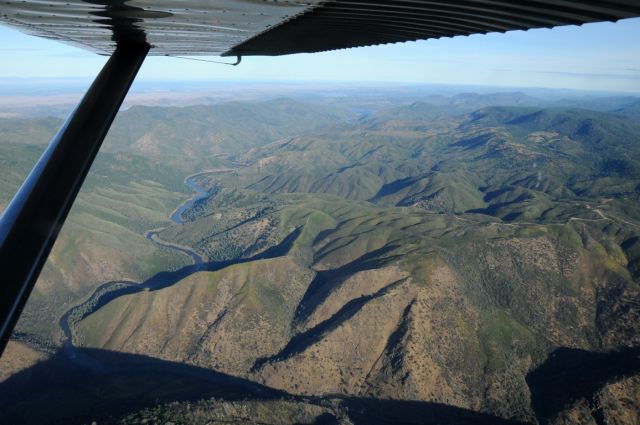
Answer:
[0,17,639,92]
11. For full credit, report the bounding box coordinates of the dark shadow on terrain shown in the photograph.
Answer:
[481,188,532,204]
[621,236,640,281]
[251,226,302,260]
[369,176,421,201]
[526,346,640,425]
[482,187,514,202]
[253,278,408,370]
[467,198,529,221]
[0,347,287,425]
[332,397,531,425]
[448,133,493,150]
[61,227,302,341]
[377,298,415,363]
[0,346,533,425]
[294,244,402,325]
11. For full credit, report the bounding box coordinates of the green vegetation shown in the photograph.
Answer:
[103,98,357,159]
[3,92,640,424]
[0,140,192,340]
[479,310,536,371]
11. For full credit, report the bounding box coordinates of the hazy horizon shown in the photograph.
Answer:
[0,16,639,93]
[2,10,640,422]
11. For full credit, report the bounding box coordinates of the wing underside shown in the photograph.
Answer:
[0,0,639,56]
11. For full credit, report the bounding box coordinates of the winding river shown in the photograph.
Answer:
[170,174,209,225]
[58,172,299,368]
[146,174,209,265]
[58,173,209,367]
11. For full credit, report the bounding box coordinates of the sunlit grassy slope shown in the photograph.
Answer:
[2,98,355,341]
[73,101,640,423]
[6,147,191,339]
[3,94,640,424]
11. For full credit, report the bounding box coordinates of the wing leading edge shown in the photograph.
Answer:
[1,0,639,57]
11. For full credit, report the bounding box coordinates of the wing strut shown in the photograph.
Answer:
[0,43,149,356]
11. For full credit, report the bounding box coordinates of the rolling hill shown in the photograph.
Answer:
[2,95,640,425]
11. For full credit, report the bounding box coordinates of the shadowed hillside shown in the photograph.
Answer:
[2,94,640,424]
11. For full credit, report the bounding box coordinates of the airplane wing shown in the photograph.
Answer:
[2,0,640,355]
[0,0,639,57]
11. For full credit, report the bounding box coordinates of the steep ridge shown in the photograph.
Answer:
[3,99,640,424]
[69,105,640,423]
[75,199,640,423]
